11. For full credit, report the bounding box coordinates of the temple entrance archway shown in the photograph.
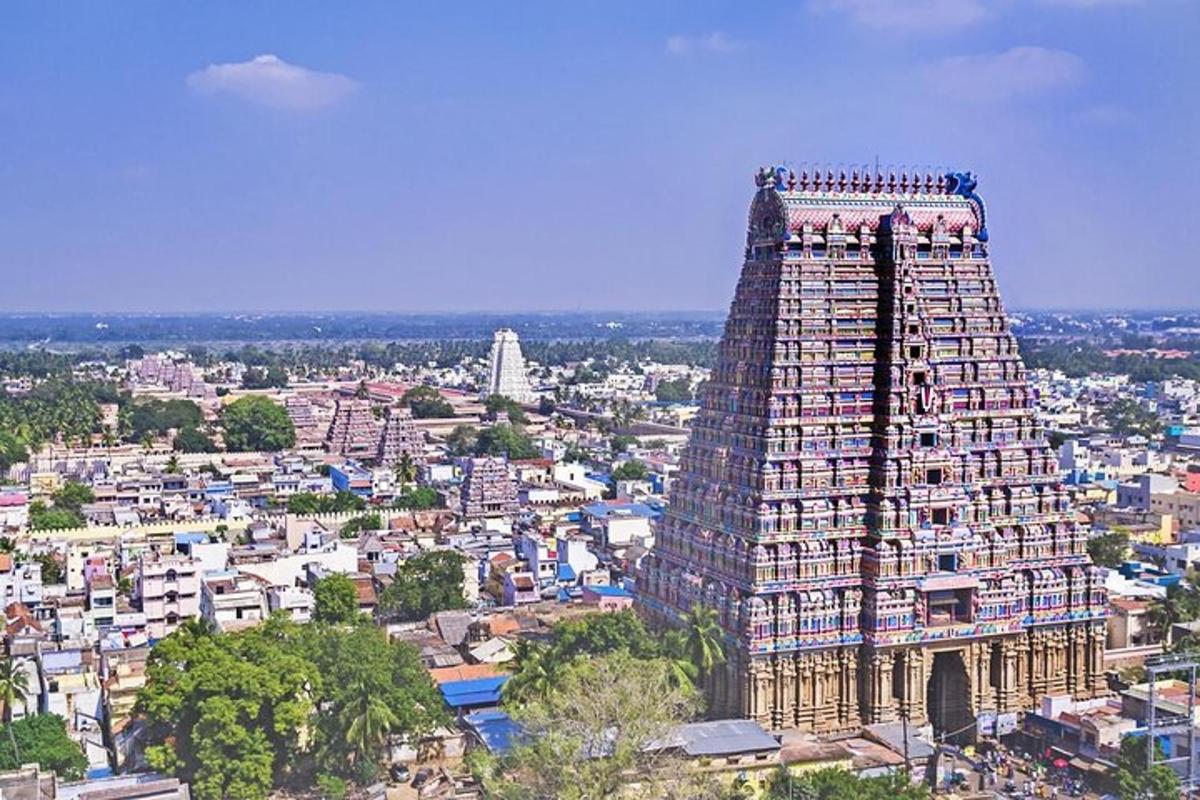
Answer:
[927,650,974,745]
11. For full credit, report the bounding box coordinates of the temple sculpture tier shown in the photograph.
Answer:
[636,166,1106,739]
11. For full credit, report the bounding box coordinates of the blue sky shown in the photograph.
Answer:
[1,0,1196,312]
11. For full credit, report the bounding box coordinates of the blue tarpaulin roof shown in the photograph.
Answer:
[440,675,509,709]
[464,709,522,754]
[585,585,632,598]
[557,563,576,581]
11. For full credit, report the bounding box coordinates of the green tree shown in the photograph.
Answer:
[165,454,181,474]
[222,396,296,452]
[174,426,217,453]
[129,398,204,442]
[484,395,529,426]
[52,481,94,515]
[401,386,455,419]
[377,552,467,622]
[475,424,538,459]
[475,652,702,800]
[0,714,88,780]
[241,366,289,390]
[301,624,447,783]
[32,552,64,583]
[764,767,929,800]
[612,460,648,481]
[446,424,478,456]
[287,491,367,515]
[1088,528,1131,569]
[28,502,84,531]
[0,433,29,473]
[314,574,360,625]
[393,485,441,510]
[338,513,382,538]
[137,618,318,800]
[393,452,418,485]
[610,434,636,454]
[1114,734,1180,800]
[654,377,693,404]
[1103,398,1162,438]
[1147,582,1200,639]
[0,659,31,761]
[678,605,727,683]
[339,680,400,768]
[504,610,664,706]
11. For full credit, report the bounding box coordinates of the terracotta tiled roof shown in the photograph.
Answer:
[428,663,503,685]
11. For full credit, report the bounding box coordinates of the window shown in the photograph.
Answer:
[910,345,923,359]
[926,468,943,485]
[932,508,950,525]
[920,432,938,447]
[938,554,957,572]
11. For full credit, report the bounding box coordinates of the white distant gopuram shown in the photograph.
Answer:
[484,328,537,404]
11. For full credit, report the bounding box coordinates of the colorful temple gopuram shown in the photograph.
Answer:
[637,166,1107,739]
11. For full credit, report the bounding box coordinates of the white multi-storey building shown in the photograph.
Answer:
[484,328,537,404]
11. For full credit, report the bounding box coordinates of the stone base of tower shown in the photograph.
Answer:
[712,647,863,733]
[707,621,1105,735]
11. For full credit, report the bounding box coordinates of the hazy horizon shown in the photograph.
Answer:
[2,2,1197,312]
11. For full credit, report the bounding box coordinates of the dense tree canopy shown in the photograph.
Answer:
[484,395,528,425]
[174,426,217,453]
[137,616,446,800]
[1102,398,1162,438]
[472,651,704,800]
[0,714,89,780]
[313,575,360,625]
[654,377,693,404]
[447,423,538,459]
[1087,528,1131,569]
[392,485,441,510]
[240,366,289,390]
[286,491,366,514]
[221,396,295,452]
[401,386,455,419]
[378,551,468,622]
[764,768,929,800]
[338,513,383,538]
[128,398,203,441]
[612,460,648,481]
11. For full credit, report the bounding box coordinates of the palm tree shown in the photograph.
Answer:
[394,453,417,486]
[681,605,727,683]
[0,659,31,761]
[662,630,699,690]
[340,681,399,766]
[504,640,557,703]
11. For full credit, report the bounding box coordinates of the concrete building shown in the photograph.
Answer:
[200,571,268,632]
[137,553,201,639]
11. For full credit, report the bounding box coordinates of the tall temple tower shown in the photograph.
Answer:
[637,166,1106,738]
[377,406,425,466]
[325,398,381,461]
[484,328,537,404]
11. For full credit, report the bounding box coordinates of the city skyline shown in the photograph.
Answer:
[2,1,1198,312]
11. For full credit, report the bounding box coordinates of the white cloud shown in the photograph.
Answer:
[665,32,741,56]
[186,54,358,111]
[918,46,1084,101]
[809,0,990,32]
